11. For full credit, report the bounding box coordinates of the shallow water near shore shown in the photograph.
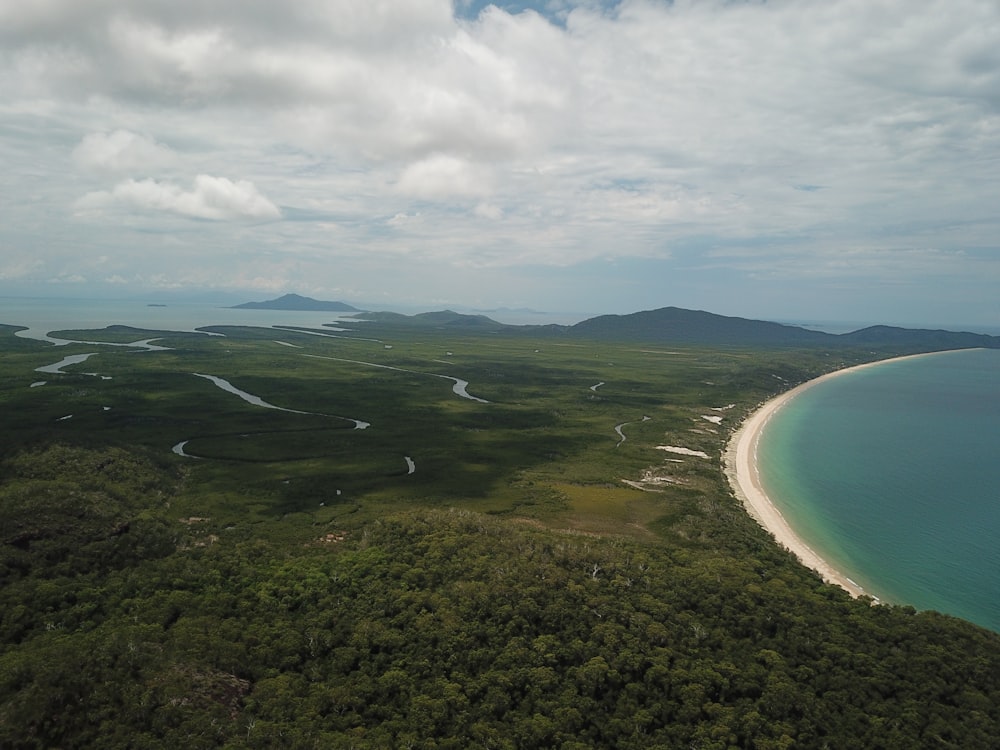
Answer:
[758,348,1000,632]
[0,296,359,341]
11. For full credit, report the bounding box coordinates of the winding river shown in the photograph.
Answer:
[192,373,370,429]
[35,353,100,374]
[303,354,490,404]
[614,415,651,447]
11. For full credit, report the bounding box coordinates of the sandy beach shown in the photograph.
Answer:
[723,352,958,599]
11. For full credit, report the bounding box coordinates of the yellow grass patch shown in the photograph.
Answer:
[547,482,664,537]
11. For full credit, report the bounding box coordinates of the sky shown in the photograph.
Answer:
[2,0,999,327]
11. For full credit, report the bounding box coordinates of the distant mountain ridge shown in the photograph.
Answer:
[240,297,999,351]
[359,305,1000,351]
[232,294,361,312]
[837,324,1000,349]
[568,307,836,346]
[567,307,1000,349]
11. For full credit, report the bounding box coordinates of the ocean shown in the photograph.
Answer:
[0,296,361,343]
[0,296,585,339]
[758,348,1000,632]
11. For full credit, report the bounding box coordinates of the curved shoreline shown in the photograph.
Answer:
[724,350,961,600]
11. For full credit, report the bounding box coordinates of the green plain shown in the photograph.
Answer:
[2,320,999,748]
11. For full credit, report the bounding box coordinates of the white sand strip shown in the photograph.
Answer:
[656,445,709,458]
[724,351,962,599]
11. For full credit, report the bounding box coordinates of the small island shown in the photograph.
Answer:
[231,293,361,312]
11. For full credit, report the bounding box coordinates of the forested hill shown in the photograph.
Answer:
[355,305,1000,350]
[838,324,1000,349]
[566,307,1000,350]
[4,468,1000,748]
[568,307,837,346]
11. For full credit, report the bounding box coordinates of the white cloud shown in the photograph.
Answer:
[395,155,492,199]
[77,175,281,220]
[2,0,574,163]
[387,212,422,226]
[48,273,88,284]
[474,202,503,220]
[72,130,176,174]
[2,0,1000,323]
[0,251,45,280]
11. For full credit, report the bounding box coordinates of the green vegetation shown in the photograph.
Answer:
[2,320,999,748]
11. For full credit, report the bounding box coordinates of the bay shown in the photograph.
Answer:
[0,296,359,343]
[758,348,1000,632]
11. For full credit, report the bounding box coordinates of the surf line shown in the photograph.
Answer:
[193,373,370,429]
[303,355,490,404]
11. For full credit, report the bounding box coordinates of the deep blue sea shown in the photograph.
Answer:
[758,349,1000,632]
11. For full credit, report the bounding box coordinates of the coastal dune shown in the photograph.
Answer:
[723,352,954,600]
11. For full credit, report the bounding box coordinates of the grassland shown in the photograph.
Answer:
[3,320,860,534]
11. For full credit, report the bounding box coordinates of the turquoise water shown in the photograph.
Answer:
[758,349,1000,632]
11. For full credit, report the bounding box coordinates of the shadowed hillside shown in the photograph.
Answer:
[360,305,1000,351]
[568,307,838,346]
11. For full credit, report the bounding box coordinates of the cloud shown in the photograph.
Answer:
[474,202,503,220]
[2,0,1000,323]
[395,155,492,199]
[72,130,176,174]
[0,251,45,281]
[2,0,574,164]
[77,175,281,220]
[387,212,422,227]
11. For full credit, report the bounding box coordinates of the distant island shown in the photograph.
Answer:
[231,293,361,312]
[354,309,506,330]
